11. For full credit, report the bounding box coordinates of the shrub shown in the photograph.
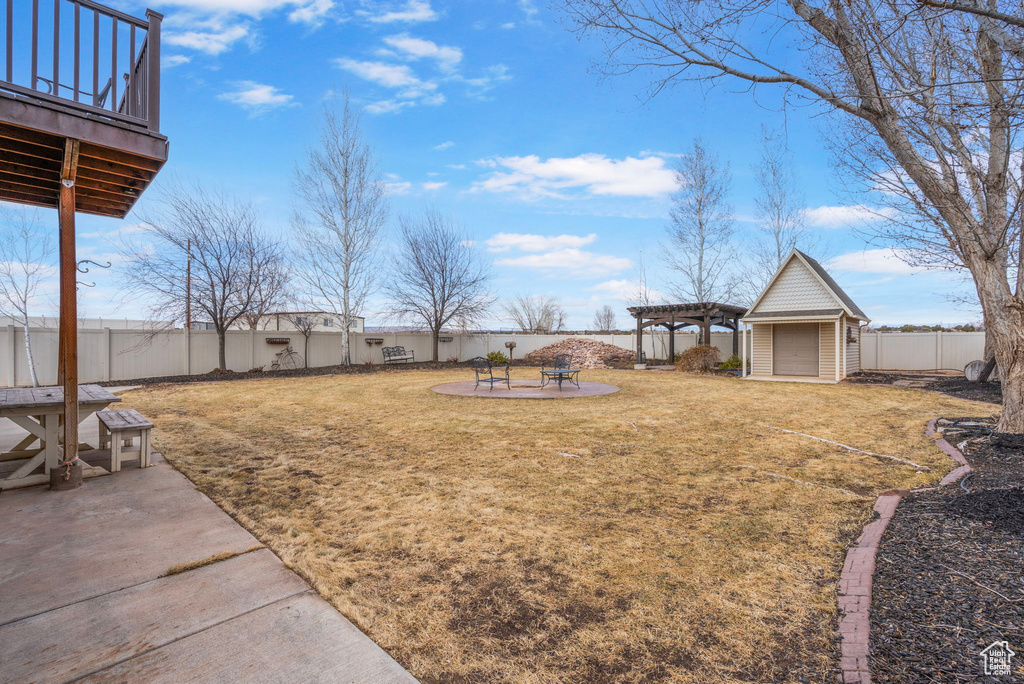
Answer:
[486,351,510,365]
[447,355,461,364]
[718,354,749,370]
[675,345,721,373]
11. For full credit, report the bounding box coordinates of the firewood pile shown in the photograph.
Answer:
[525,338,636,369]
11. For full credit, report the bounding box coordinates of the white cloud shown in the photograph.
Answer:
[382,34,462,71]
[828,248,924,275]
[473,153,677,199]
[219,81,295,110]
[495,248,633,278]
[802,204,897,229]
[454,64,512,96]
[590,278,667,303]
[385,181,413,195]
[433,141,455,150]
[485,232,598,253]
[162,55,192,68]
[362,0,437,23]
[447,164,468,170]
[501,21,516,29]
[165,23,250,55]
[334,59,429,90]
[422,181,448,191]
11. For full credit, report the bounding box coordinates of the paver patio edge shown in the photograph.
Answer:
[835,417,972,684]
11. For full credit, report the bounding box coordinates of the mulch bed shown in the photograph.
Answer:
[98,358,573,388]
[870,419,1024,682]
[846,371,1003,405]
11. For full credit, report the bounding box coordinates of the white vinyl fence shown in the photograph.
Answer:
[0,326,986,387]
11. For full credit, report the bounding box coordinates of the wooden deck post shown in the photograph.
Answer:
[58,139,80,482]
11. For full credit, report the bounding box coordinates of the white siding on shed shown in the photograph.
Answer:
[819,322,836,379]
[845,320,861,374]
[752,259,840,313]
[752,323,772,376]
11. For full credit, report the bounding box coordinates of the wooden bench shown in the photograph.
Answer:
[97,409,154,472]
[382,346,415,364]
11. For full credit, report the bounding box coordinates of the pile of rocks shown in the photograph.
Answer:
[525,337,635,369]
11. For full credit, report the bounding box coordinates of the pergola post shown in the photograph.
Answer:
[731,315,739,356]
[635,315,643,366]
[57,139,80,488]
[668,314,675,363]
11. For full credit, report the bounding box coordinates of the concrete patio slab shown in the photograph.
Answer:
[0,455,416,683]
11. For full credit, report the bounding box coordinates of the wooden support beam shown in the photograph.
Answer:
[58,138,80,477]
[668,314,675,363]
[636,315,643,365]
[732,315,739,356]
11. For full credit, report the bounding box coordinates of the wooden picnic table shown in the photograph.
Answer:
[0,385,121,490]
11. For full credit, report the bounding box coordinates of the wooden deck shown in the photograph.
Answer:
[0,0,166,218]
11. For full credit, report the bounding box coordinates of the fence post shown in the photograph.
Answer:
[935,330,943,370]
[6,324,13,387]
[103,327,111,381]
[249,328,255,370]
[183,327,190,375]
[876,331,881,370]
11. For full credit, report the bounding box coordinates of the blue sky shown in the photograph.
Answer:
[14,0,980,328]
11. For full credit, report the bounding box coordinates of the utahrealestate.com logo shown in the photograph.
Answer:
[981,641,1015,676]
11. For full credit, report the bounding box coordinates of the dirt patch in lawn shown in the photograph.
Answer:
[845,371,1003,405]
[120,369,992,683]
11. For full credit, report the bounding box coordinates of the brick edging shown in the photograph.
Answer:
[836,418,972,683]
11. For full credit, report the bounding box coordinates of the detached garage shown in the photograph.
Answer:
[740,250,869,383]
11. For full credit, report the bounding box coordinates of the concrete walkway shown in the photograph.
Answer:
[0,454,417,683]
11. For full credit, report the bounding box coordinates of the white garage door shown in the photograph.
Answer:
[773,324,819,376]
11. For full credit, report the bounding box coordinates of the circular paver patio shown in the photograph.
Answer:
[431,379,620,399]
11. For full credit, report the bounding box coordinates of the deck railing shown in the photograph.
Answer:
[0,0,161,132]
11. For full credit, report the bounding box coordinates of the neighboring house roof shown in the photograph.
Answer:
[746,249,870,322]
[267,311,364,319]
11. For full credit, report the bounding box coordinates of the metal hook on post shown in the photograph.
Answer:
[76,281,95,289]
[77,259,111,274]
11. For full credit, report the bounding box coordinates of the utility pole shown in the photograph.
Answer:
[185,238,191,330]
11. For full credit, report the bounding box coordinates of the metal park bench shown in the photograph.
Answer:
[472,356,511,391]
[97,409,154,472]
[382,346,415,364]
[540,354,581,390]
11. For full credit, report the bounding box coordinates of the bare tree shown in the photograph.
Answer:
[292,92,388,366]
[505,294,566,333]
[593,304,617,332]
[121,181,288,372]
[285,312,317,368]
[663,139,737,304]
[239,267,290,330]
[744,127,816,303]
[390,210,493,361]
[0,207,53,386]
[557,0,1024,432]
[625,250,662,306]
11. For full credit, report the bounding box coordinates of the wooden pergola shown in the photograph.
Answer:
[628,302,748,362]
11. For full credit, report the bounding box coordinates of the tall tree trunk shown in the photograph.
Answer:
[217,329,227,371]
[432,329,440,363]
[975,268,1024,432]
[22,312,39,387]
[341,325,351,366]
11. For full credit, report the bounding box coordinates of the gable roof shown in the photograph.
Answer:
[796,250,868,320]
[746,249,869,322]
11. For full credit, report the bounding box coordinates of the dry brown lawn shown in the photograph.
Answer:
[122,369,994,683]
